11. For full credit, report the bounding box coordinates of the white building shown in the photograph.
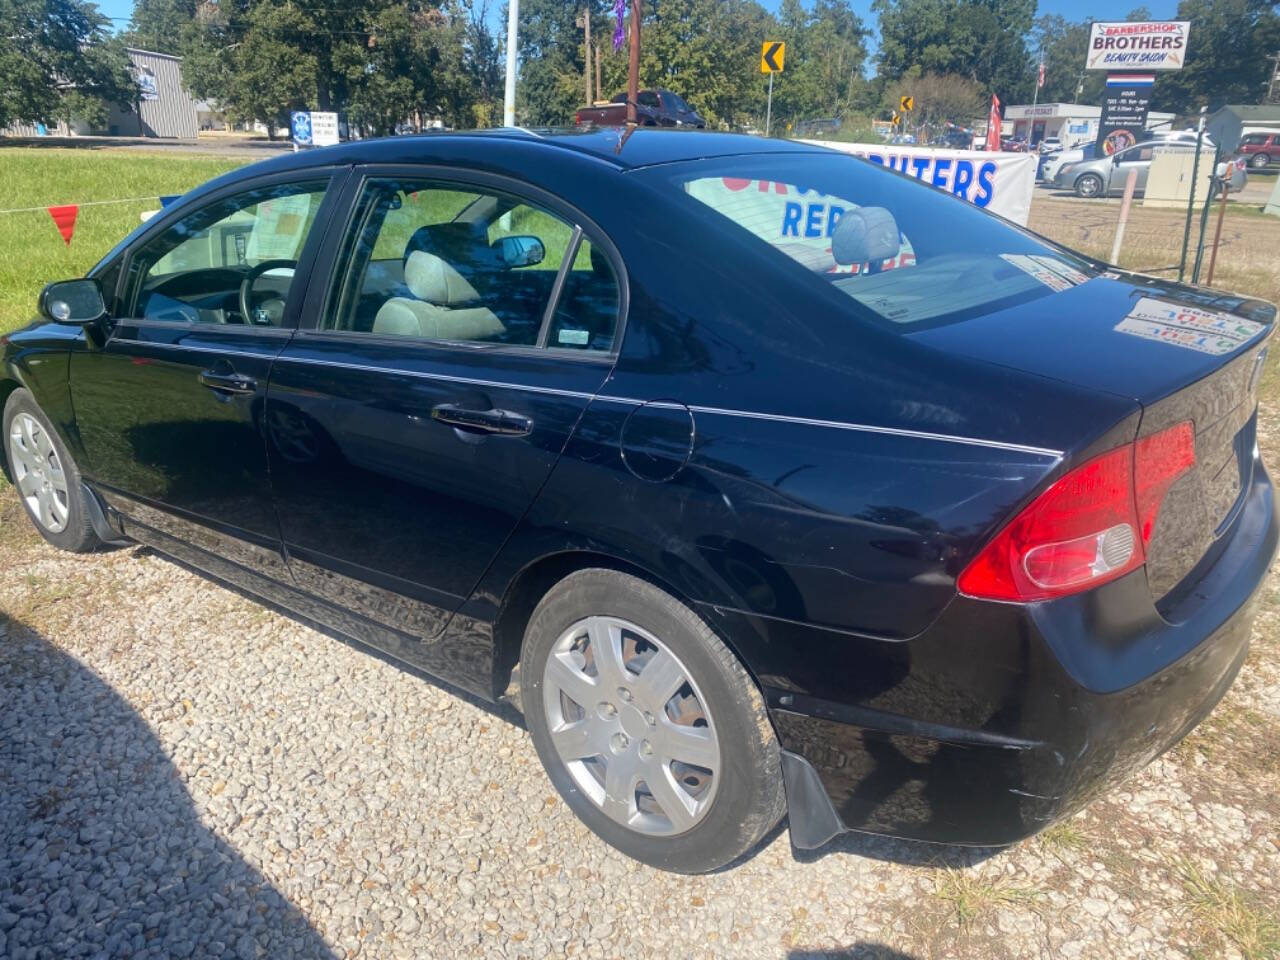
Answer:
[1003,103,1176,148]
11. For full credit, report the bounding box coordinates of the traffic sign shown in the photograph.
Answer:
[900,95,914,112]
[891,112,901,126]
[761,41,785,74]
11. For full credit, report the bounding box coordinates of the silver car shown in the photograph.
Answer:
[1055,141,1245,199]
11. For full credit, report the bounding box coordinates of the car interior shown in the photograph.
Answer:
[130,184,328,326]
[330,182,620,350]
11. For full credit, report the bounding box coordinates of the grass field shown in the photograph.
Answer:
[0,149,248,334]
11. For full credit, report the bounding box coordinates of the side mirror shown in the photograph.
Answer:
[831,206,901,266]
[495,235,545,268]
[39,278,106,325]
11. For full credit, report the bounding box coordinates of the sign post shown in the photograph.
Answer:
[761,41,784,137]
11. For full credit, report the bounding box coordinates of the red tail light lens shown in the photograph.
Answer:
[957,420,1195,603]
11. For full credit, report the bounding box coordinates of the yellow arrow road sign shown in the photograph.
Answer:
[900,95,914,112]
[761,41,785,73]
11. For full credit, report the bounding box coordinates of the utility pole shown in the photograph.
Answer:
[1268,53,1280,104]
[626,0,642,125]
[595,44,603,102]
[503,0,518,126]
[578,9,591,108]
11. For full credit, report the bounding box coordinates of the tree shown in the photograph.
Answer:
[125,0,197,53]
[1154,0,1280,113]
[873,0,1034,100]
[181,0,498,136]
[0,0,137,129]
[769,0,871,126]
[883,71,984,137]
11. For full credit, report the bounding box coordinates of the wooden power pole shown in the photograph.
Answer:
[582,10,592,108]
[626,0,642,125]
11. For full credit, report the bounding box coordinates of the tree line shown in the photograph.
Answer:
[2,0,1277,138]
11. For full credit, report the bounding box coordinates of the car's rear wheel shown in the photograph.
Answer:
[3,388,101,552]
[1075,173,1104,198]
[1251,153,1271,169]
[520,568,785,873]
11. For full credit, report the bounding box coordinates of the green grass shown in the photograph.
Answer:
[932,867,1041,928]
[0,148,249,335]
[1179,859,1280,960]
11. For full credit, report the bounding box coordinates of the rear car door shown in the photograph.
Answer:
[264,168,624,675]
[1110,144,1155,193]
[68,171,342,579]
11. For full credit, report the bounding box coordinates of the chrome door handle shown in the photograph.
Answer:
[431,403,533,437]
[198,370,257,395]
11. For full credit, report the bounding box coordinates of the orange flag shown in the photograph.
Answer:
[47,204,78,246]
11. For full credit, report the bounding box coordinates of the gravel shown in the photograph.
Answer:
[1,501,1278,960]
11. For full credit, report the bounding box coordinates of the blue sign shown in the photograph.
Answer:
[291,111,312,146]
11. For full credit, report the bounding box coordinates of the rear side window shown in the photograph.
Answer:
[325,178,620,351]
[655,154,1097,329]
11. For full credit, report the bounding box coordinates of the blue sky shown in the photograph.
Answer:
[100,0,1183,46]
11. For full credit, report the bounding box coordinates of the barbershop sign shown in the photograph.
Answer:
[1087,21,1191,71]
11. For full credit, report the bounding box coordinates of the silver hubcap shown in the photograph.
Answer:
[542,616,720,836]
[7,413,70,533]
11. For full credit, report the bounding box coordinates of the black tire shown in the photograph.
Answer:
[520,568,785,873]
[1251,153,1270,169]
[2,388,101,553]
[1075,173,1104,198]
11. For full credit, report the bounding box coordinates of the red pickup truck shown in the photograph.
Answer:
[575,89,705,128]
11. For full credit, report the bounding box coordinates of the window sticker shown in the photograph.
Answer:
[999,254,1075,292]
[1114,297,1265,355]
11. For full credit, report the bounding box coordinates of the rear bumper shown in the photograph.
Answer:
[772,460,1276,850]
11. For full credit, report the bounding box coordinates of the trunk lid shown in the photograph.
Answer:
[909,274,1275,602]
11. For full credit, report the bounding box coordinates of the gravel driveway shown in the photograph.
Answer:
[3,404,1279,960]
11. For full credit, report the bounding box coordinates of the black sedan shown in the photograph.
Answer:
[3,130,1275,874]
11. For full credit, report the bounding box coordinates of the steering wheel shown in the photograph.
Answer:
[239,259,297,325]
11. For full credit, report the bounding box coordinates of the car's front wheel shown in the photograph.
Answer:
[1251,153,1270,169]
[520,569,785,873]
[1075,173,1104,198]
[3,388,101,552]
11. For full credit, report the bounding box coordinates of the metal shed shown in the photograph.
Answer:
[105,49,199,139]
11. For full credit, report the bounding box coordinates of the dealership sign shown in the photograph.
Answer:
[798,141,1037,225]
[1087,21,1190,71]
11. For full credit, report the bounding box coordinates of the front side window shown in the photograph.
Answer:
[326,178,620,351]
[653,153,1097,329]
[1241,134,1266,146]
[125,180,329,326]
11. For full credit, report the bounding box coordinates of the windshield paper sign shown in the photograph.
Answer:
[1115,297,1264,355]
[686,177,917,274]
[1087,21,1191,71]
[797,141,1037,225]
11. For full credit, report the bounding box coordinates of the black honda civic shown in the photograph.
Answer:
[3,129,1275,873]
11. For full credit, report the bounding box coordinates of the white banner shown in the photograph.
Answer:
[798,140,1038,225]
[1087,21,1191,71]
[310,112,340,147]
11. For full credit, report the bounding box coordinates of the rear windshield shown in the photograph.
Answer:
[649,152,1097,328]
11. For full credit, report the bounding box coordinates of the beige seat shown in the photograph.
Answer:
[373,250,506,341]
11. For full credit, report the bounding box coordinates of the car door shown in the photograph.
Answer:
[1110,144,1156,194]
[68,171,343,580]
[264,168,624,685]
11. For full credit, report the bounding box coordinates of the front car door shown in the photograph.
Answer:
[264,168,624,694]
[69,171,342,582]
[1109,143,1156,194]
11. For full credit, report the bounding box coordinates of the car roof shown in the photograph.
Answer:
[239,128,826,177]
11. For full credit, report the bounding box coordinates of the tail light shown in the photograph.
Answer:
[957,421,1195,602]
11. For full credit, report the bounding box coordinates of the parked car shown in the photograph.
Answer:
[1238,131,1279,168]
[575,89,704,128]
[1041,142,1097,184]
[1037,136,1062,155]
[1000,135,1029,152]
[6,130,1276,874]
[1055,140,1247,198]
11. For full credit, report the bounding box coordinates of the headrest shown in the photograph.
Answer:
[405,250,481,306]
